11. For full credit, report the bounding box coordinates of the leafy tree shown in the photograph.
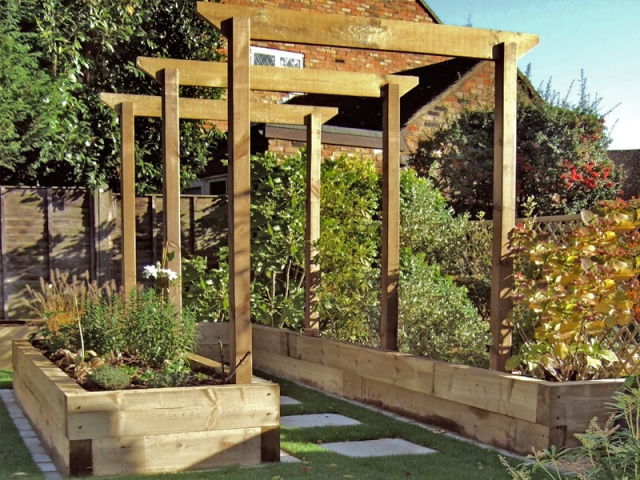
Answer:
[0,0,58,181]
[2,0,225,192]
[411,94,624,219]
[183,152,489,365]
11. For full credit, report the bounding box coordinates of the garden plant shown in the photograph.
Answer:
[508,198,640,381]
[182,152,490,367]
[410,78,623,219]
[26,267,212,390]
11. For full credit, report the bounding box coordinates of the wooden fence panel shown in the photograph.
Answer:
[0,187,227,321]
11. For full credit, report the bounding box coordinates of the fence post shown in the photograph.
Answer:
[0,187,6,321]
[93,188,115,286]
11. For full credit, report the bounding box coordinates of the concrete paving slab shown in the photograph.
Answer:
[280,395,302,405]
[280,450,302,463]
[321,438,437,457]
[281,413,361,428]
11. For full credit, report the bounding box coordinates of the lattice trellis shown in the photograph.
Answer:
[602,322,640,377]
[464,214,640,377]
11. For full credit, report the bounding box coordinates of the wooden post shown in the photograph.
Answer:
[380,83,400,351]
[0,187,6,321]
[92,188,114,286]
[225,16,253,384]
[304,113,321,337]
[46,188,53,276]
[490,42,518,371]
[159,68,182,311]
[119,102,137,294]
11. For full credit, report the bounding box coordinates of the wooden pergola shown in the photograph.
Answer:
[104,3,538,383]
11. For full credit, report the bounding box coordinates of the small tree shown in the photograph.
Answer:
[0,0,59,181]
[3,0,225,193]
[411,94,623,218]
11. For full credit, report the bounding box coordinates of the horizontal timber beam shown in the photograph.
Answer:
[136,57,418,97]
[197,3,538,60]
[100,93,338,125]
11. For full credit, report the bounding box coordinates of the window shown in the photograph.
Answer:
[250,47,304,69]
[207,176,227,196]
[186,175,227,196]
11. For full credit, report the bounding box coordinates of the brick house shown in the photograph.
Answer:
[189,0,534,193]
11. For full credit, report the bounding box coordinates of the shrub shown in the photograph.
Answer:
[79,291,127,357]
[400,169,492,320]
[316,155,381,343]
[399,249,489,367]
[87,364,131,390]
[124,288,200,367]
[508,199,640,381]
[182,252,230,323]
[186,151,491,364]
[411,97,623,219]
[30,272,200,372]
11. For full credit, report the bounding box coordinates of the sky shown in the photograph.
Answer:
[425,0,640,150]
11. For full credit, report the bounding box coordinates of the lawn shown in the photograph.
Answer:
[0,369,12,389]
[0,369,546,479]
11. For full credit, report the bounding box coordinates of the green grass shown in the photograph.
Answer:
[0,371,547,480]
[0,369,12,389]
[0,394,44,479]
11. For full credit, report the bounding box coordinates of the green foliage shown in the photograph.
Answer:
[411,96,623,218]
[317,155,381,343]
[80,293,127,356]
[30,272,200,370]
[125,289,200,367]
[139,359,192,388]
[182,253,230,323]
[87,364,131,390]
[399,249,489,367]
[503,378,640,480]
[3,0,225,192]
[0,0,59,181]
[400,169,492,320]
[250,152,307,330]
[186,152,490,365]
[508,199,640,381]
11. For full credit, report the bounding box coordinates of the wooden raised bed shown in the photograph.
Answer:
[12,340,280,477]
[228,324,621,456]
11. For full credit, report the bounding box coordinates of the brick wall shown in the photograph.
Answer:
[268,138,382,167]
[403,62,495,152]
[215,0,500,162]
[220,0,443,74]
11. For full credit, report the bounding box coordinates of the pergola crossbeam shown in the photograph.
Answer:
[197,3,538,60]
[136,57,419,97]
[101,93,338,124]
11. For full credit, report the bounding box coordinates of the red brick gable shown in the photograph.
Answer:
[219,0,443,74]
[220,0,438,23]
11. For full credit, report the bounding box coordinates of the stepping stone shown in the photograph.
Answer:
[280,450,301,463]
[321,438,437,457]
[280,395,302,406]
[281,413,361,428]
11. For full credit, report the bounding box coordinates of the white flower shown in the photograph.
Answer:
[142,265,158,279]
[164,269,178,282]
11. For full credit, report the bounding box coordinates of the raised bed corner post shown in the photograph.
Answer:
[304,113,321,337]
[118,101,137,295]
[224,16,253,384]
[159,68,183,311]
[490,42,518,371]
[381,82,401,351]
